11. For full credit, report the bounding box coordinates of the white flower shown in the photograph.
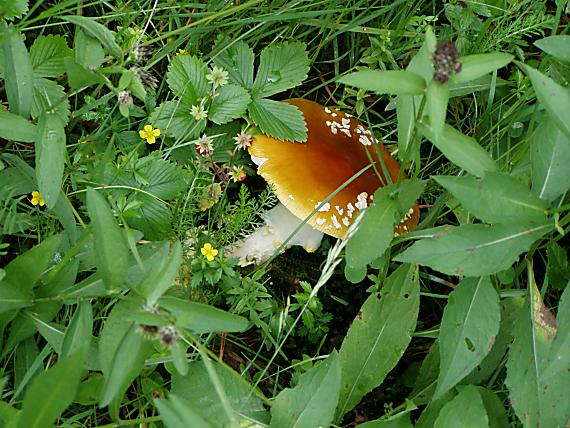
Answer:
[233,130,252,150]
[195,134,214,156]
[206,65,229,89]
[191,104,208,121]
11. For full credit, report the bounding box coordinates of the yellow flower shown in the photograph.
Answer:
[176,49,188,56]
[31,191,45,206]
[200,243,218,261]
[139,124,161,144]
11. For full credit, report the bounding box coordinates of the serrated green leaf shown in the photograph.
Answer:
[155,394,215,428]
[0,110,36,142]
[126,194,170,240]
[271,351,341,428]
[339,70,426,95]
[1,0,29,20]
[336,264,419,420]
[159,296,249,334]
[433,385,488,428]
[61,301,93,359]
[166,55,209,105]
[86,188,130,289]
[210,84,251,125]
[172,360,269,425]
[534,35,570,62]
[418,122,498,177]
[253,41,309,98]
[74,29,104,70]
[64,57,105,89]
[99,323,153,407]
[395,222,552,277]
[35,112,66,208]
[137,241,182,305]
[32,76,70,125]
[143,159,188,199]
[522,64,570,139]
[434,172,549,224]
[531,114,570,202]
[2,25,33,118]
[151,100,207,141]
[453,53,513,84]
[435,277,500,399]
[62,15,122,59]
[213,40,254,89]
[30,35,71,78]
[17,351,83,428]
[248,98,307,141]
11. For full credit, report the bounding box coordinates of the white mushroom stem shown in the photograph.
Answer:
[226,203,324,266]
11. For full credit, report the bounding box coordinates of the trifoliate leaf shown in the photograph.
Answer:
[32,76,71,125]
[30,35,72,78]
[151,101,207,141]
[252,41,309,98]
[0,0,29,21]
[166,55,209,105]
[213,40,254,89]
[210,84,250,125]
[248,98,307,142]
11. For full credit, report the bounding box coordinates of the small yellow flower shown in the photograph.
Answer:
[200,243,218,261]
[176,49,188,56]
[139,124,161,144]
[31,190,45,206]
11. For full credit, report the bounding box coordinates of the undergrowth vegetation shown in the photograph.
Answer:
[0,0,569,427]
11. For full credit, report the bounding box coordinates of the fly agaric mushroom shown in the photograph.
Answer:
[228,98,419,265]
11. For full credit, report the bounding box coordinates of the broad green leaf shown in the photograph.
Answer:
[425,79,449,135]
[210,84,251,125]
[172,360,269,425]
[434,172,549,224]
[0,0,29,20]
[166,55,209,105]
[31,76,70,125]
[453,53,513,84]
[86,188,130,290]
[418,122,498,177]
[159,296,249,334]
[138,240,182,305]
[339,70,426,95]
[412,341,439,405]
[62,15,122,59]
[271,351,341,428]
[17,351,84,428]
[531,115,570,202]
[151,100,207,141]
[64,57,105,89]
[2,25,33,118]
[248,98,308,142]
[155,394,215,428]
[35,112,66,208]
[357,414,413,428]
[505,271,569,427]
[169,341,188,376]
[61,301,93,359]
[125,193,171,240]
[4,234,62,292]
[544,285,570,379]
[346,180,425,270]
[74,29,104,70]
[534,35,570,62]
[435,277,500,399]
[99,324,153,407]
[522,64,570,139]
[29,35,71,78]
[338,70,426,95]
[0,280,32,314]
[344,263,367,284]
[395,222,552,277]
[0,110,36,142]
[433,385,488,428]
[213,40,254,89]
[415,391,458,428]
[336,264,419,419]
[253,42,309,98]
[477,387,509,428]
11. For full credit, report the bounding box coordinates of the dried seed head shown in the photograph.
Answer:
[432,41,461,84]
[138,324,160,340]
[133,43,151,63]
[131,66,158,90]
[117,90,133,106]
[159,325,179,347]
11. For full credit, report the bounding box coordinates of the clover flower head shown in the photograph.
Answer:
[233,130,252,150]
[139,124,161,144]
[31,191,45,206]
[206,65,229,89]
[190,104,208,121]
[200,242,218,261]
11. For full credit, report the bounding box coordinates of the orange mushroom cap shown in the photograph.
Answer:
[249,98,420,239]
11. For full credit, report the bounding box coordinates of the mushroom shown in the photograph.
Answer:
[228,98,420,265]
